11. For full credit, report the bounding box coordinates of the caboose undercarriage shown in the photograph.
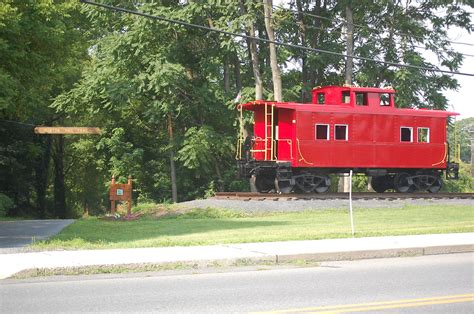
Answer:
[238,160,459,194]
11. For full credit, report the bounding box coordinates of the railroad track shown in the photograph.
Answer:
[213,192,474,201]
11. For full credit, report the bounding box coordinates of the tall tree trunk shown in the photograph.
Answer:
[344,4,354,85]
[53,134,67,218]
[239,0,263,100]
[214,160,224,192]
[233,51,242,92]
[35,135,52,218]
[296,0,308,102]
[308,0,323,88]
[263,0,282,102]
[168,113,178,203]
[223,56,230,93]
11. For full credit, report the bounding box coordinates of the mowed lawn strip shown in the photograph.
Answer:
[32,205,474,250]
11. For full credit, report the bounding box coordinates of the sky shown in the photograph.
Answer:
[442,29,473,120]
[273,1,473,120]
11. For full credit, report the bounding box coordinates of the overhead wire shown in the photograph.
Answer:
[266,9,474,58]
[79,0,474,77]
[0,119,36,128]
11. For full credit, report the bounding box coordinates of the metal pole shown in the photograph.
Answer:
[349,170,355,236]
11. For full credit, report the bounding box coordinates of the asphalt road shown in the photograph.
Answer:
[1,253,473,313]
[0,220,74,251]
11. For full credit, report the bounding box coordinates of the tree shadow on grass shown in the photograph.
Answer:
[48,219,290,247]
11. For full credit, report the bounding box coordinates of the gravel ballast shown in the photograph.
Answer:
[177,198,472,214]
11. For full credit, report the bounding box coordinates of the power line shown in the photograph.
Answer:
[240,2,469,58]
[80,0,474,77]
[0,119,36,128]
[273,4,474,47]
[270,10,474,58]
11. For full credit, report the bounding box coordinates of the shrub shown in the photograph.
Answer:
[0,193,14,217]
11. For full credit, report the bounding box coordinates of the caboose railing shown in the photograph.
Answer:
[236,102,276,161]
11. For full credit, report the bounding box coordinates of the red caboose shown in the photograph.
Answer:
[237,86,459,193]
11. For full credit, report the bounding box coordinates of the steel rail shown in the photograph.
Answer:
[213,192,474,201]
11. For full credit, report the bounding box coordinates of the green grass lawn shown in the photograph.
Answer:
[32,204,474,250]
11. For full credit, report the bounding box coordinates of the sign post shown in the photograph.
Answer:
[109,175,133,216]
[349,170,355,236]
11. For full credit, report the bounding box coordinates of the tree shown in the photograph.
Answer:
[53,1,239,204]
[263,0,283,101]
[348,0,470,110]
[239,0,264,100]
[0,0,90,217]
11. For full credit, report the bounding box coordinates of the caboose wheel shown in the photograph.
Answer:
[294,174,330,193]
[254,172,276,193]
[294,175,316,193]
[315,176,331,193]
[371,176,391,193]
[394,172,415,193]
[427,177,443,193]
[276,180,294,194]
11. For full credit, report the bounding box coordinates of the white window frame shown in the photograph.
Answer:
[417,127,430,143]
[400,126,413,142]
[334,124,348,141]
[315,124,330,140]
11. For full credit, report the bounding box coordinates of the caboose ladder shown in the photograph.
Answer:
[264,103,275,161]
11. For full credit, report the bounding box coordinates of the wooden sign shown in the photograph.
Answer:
[109,175,133,215]
[109,183,132,201]
[34,127,101,135]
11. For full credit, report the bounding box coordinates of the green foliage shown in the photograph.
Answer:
[96,128,144,177]
[448,117,474,164]
[1,0,91,217]
[0,193,14,217]
[442,162,473,192]
[178,126,234,172]
[352,175,369,192]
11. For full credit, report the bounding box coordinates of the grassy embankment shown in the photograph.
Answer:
[31,203,474,250]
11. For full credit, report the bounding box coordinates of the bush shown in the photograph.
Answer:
[442,162,473,192]
[0,193,14,217]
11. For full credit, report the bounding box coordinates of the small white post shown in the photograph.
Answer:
[349,170,355,236]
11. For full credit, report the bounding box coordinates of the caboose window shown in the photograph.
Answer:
[342,91,350,104]
[317,93,325,104]
[380,93,390,106]
[400,127,413,142]
[335,125,348,140]
[315,124,329,140]
[418,128,430,143]
[355,92,367,106]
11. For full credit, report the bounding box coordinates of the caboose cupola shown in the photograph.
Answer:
[312,86,395,108]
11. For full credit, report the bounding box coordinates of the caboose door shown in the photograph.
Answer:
[276,108,295,162]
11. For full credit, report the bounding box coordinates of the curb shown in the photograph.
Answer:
[5,244,473,279]
[275,244,474,263]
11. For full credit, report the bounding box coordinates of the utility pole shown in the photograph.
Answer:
[339,3,354,193]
